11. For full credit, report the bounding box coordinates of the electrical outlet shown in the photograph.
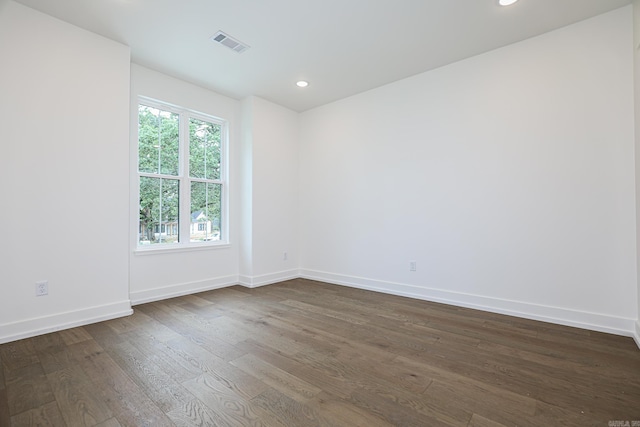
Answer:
[36,281,48,296]
[409,261,417,272]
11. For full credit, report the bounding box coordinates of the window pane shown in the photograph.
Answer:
[189,118,221,180]
[190,181,221,242]
[139,177,179,244]
[138,105,180,175]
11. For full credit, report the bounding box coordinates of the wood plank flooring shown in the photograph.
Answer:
[1,278,639,426]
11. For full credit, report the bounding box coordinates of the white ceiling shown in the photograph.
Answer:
[11,0,631,112]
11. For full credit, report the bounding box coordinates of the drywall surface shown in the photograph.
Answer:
[0,1,132,342]
[633,0,640,348]
[239,96,300,287]
[299,6,637,335]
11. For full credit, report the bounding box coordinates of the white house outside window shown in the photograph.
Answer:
[137,98,227,248]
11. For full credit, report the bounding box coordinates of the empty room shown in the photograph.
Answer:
[1,0,640,426]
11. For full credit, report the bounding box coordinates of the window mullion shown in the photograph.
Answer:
[139,172,180,180]
[220,122,228,242]
[190,177,221,184]
[179,114,190,243]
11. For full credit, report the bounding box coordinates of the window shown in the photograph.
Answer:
[137,99,227,248]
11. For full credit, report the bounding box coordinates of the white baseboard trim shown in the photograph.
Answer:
[4,270,637,348]
[239,269,300,289]
[0,300,133,345]
[130,275,239,305]
[300,269,638,339]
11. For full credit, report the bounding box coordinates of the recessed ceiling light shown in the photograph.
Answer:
[296,81,309,88]
[498,0,519,5]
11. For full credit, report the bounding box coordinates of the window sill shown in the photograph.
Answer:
[134,242,231,256]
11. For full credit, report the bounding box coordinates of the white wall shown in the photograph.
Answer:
[633,0,640,347]
[1,1,637,344]
[239,97,299,287]
[129,64,241,304]
[299,6,638,336]
[239,98,255,279]
[0,2,132,343]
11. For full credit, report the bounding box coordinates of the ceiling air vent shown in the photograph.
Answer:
[211,31,250,54]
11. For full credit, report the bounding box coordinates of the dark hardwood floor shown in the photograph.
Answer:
[1,278,639,426]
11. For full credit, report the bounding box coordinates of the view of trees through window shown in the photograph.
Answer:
[138,103,223,246]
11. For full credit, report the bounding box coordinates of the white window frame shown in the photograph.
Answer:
[136,96,229,252]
